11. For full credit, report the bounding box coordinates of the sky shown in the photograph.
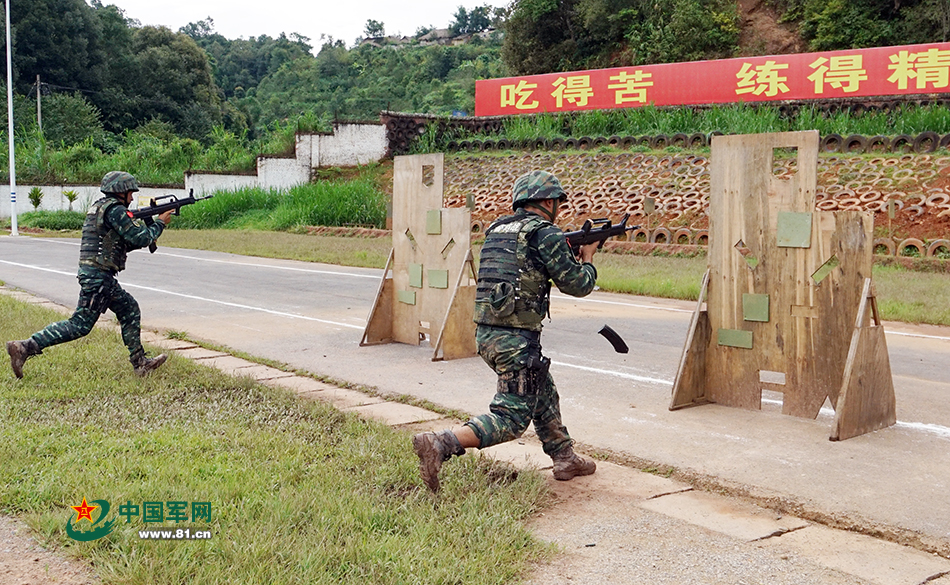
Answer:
[104,0,508,51]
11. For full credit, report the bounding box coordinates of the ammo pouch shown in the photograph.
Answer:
[497,352,551,397]
[486,282,516,317]
[78,281,114,314]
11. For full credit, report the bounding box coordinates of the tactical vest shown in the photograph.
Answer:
[79,197,128,273]
[474,212,552,331]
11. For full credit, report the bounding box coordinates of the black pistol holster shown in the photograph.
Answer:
[497,351,551,397]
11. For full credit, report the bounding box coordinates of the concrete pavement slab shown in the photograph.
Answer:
[639,490,809,541]
[309,387,384,409]
[146,337,198,350]
[399,418,463,433]
[231,365,295,381]
[549,460,694,501]
[198,355,258,371]
[480,440,551,470]
[345,402,443,425]
[261,376,339,395]
[173,347,229,360]
[762,524,950,585]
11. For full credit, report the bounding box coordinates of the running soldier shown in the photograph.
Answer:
[7,171,173,378]
[413,170,600,492]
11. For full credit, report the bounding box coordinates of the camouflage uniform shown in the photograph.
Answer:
[412,170,598,492]
[11,172,165,374]
[464,198,597,457]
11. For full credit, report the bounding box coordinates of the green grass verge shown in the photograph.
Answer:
[158,229,393,269]
[0,296,551,585]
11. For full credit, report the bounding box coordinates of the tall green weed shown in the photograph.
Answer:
[175,181,387,230]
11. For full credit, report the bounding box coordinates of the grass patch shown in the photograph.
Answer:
[174,179,388,231]
[872,263,950,326]
[158,230,392,269]
[594,254,707,301]
[0,296,551,585]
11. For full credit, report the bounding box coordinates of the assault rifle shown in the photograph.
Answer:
[130,189,212,253]
[564,213,639,256]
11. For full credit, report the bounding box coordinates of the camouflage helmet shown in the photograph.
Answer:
[511,170,566,211]
[100,171,139,194]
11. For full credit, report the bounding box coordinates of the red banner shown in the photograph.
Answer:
[475,43,950,117]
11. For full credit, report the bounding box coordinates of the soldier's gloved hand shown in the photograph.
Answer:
[158,210,174,225]
[578,241,599,264]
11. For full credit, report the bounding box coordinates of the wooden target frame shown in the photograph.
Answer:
[670,131,895,441]
[360,154,477,361]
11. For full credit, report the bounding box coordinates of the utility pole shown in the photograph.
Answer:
[6,0,18,236]
[35,74,41,132]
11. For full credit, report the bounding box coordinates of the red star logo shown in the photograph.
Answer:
[71,498,98,523]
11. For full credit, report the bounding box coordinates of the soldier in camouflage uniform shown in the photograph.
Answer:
[6,171,174,378]
[413,170,600,492]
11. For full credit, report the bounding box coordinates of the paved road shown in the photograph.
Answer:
[3,235,949,551]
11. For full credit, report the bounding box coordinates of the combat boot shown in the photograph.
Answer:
[131,350,168,377]
[412,429,466,493]
[551,446,596,481]
[6,339,42,379]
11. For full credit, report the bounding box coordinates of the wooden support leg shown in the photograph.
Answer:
[830,278,897,440]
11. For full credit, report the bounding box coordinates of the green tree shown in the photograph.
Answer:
[39,92,106,147]
[901,0,950,42]
[364,19,385,38]
[126,26,223,139]
[799,0,897,50]
[28,186,43,210]
[183,19,312,101]
[502,0,580,75]
[502,0,739,74]
[624,0,739,65]
[0,0,108,95]
[451,5,493,34]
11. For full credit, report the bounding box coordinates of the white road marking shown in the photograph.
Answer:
[30,238,379,279]
[552,291,693,313]
[552,360,673,385]
[0,260,73,277]
[758,398,950,440]
[0,260,364,330]
[887,330,950,342]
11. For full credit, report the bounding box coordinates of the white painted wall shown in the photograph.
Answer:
[184,172,257,198]
[0,186,188,218]
[296,123,388,168]
[0,123,388,217]
[258,157,310,191]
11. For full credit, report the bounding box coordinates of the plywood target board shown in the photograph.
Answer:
[361,153,477,361]
[670,131,895,440]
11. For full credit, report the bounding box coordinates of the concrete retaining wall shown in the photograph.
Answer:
[296,124,388,168]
